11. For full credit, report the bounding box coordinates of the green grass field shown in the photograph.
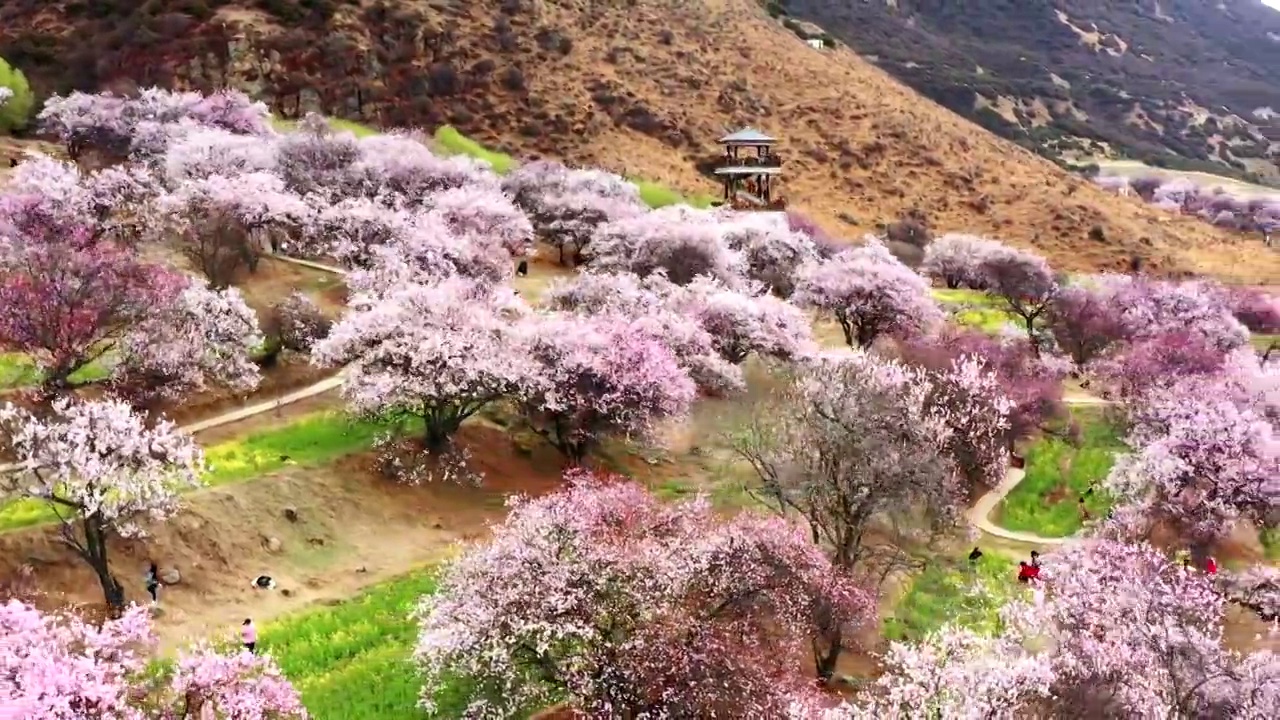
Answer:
[929,288,1019,334]
[0,411,418,532]
[883,552,1023,642]
[995,408,1127,538]
[0,353,115,390]
[258,570,445,719]
[1261,527,1280,563]
[432,126,518,175]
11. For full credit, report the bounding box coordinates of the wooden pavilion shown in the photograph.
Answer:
[714,127,784,210]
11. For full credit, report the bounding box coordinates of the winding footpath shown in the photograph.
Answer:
[967,394,1118,547]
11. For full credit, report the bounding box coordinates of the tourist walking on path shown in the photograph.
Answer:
[241,618,258,654]
[144,563,160,605]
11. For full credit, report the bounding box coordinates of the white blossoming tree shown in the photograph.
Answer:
[0,398,204,611]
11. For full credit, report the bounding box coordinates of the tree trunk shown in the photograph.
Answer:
[836,313,854,347]
[424,417,457,454]
[80,515,125,612]
[814,626,844,682]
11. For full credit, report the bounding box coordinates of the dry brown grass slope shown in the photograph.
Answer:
[2,0,1276,281]
[461,0,1273,281]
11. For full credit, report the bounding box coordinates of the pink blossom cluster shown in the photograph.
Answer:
[545,270,816,396]
[313,278,535,456]
[794,237,944,347]
[896,327,1065,453]
[920,233,1007,290]
[1,600,306,719]
[587,205,750,287]
[417,472,873,718]
[3,154,159,245]
[38,88,274,160]
[1039,274,1255,397]
[1093,173,1280,238]
[0,398,203,607]
[501,160,647,264]
[520,314,698,462]
[836,539,1280,718]
[1103,350,1279,545]
[113,283,265,404]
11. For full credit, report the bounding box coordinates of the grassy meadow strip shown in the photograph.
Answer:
[995,407,1126,538]
[256,570,440,719]
[882,552,1022,642]
[929,288,1020,334]
[0,352,115,390]
[0,411,420,532]
[432,126,519,175]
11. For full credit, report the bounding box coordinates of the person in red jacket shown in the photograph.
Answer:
[1205,556,1218,575]
[1017,561,1041,583]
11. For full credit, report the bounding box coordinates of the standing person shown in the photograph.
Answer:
[241,618,257,654]
[144,563,160,605]
[1205,556,1218,575]
[1030,550,1041,568]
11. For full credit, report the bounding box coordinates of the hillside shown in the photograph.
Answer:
[2,0,1279,281]
[777,0,1280,184]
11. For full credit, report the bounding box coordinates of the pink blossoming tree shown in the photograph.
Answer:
[793,239,943,348]
[161,125,281,184]
[521,314,697,463]
[1046,279,1133,369]
[425,183,535,259]
[543,271,744,396]
[416,473,872,718]
[112,283,264,408]
[156,172,312,286]
[313,279,535,454]
[0,600,307,718]
[920,233,1003,290]
[273,114,361,199]
[719,211,821,297]
[0,228,185,398]
[0,398,204,610]
[975,244,1059,352]
[1109,276,1250,352]
[587,206,749,287]
[671,276,815,364]
[39,88,273,161]
[1104,378,1278,548]
[1088,330,1228,401]
[502,161,646,265]
[732,350,968,677]
[896,327,1064,452]
[352,132,494,203]
[4,154,159,246]
[837,539,1280,718]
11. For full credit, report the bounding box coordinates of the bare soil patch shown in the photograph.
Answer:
[0,423,566,651]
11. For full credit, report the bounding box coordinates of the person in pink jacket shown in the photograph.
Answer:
[241,618,257,653]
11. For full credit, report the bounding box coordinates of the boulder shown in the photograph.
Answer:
[158,567,181,585]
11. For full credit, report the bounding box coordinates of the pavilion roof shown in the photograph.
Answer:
[718,127,776,144]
